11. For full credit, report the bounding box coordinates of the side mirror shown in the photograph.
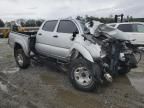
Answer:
[73,31,79,35]
[71,31,79,41]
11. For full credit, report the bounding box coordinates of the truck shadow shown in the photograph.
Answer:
[31,59,133,93]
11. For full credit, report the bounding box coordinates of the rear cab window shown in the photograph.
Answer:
[57,20,79,34]
[42,20,58,32]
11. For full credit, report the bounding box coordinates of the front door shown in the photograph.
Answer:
[51,20,79,58]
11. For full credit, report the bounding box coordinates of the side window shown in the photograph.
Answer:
[42,20,58,32]
[136,24,144,33]
[57,20,79,34]
[117,24,133,32]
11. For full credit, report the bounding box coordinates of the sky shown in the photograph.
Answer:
[0,0,144,21]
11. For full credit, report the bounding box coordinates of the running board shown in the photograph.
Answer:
[56,59,69,65]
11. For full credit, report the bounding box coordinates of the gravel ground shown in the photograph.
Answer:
[0,39,144,108]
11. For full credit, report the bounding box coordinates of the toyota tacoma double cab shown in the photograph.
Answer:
[8,18,111,91]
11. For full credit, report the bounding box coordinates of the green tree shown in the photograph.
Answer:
[5,22,11,27]
[36,20,44,27]
[0,19,5,27]
[25,20,36,27]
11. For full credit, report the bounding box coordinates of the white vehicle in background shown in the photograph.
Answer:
[107,22,144,46]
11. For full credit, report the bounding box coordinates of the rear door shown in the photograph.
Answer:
[35,20,58,56]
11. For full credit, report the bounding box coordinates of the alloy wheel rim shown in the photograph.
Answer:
[74,66,92,86]
[17,54,23,66]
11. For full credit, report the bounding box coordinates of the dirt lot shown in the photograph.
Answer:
[0,39,144,108]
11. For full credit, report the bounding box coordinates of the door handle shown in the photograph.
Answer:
[53,35,58,38]
[38,33,42,36]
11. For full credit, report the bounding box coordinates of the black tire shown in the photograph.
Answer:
[118,67,130,75]
[14,49,30,69]
[0,35,3,38]
[69,57,99,92]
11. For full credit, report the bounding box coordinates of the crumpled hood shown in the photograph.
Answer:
[97,24,134,41]
[87,22,135,41]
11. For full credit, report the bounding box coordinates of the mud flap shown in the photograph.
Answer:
[91,62,103,83]
[127,54,138,68]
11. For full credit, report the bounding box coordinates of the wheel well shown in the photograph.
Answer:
[70,49,94,62]
[14,43,22,50]
[70,49,82,60]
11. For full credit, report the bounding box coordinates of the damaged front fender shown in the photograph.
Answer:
[69,43,94,62]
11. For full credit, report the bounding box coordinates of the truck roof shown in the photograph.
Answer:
[45,17,76,21]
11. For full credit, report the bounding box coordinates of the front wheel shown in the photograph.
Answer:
[14,49,30,69]
[69,58,99,92]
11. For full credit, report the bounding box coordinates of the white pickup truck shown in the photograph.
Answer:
[8,18,106,91]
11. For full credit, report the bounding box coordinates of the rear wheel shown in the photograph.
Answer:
[118,67,130,75]
[69,57,98,91]
[14,49,30,69]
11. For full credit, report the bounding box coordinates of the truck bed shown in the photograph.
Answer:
[8,31,37,57]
